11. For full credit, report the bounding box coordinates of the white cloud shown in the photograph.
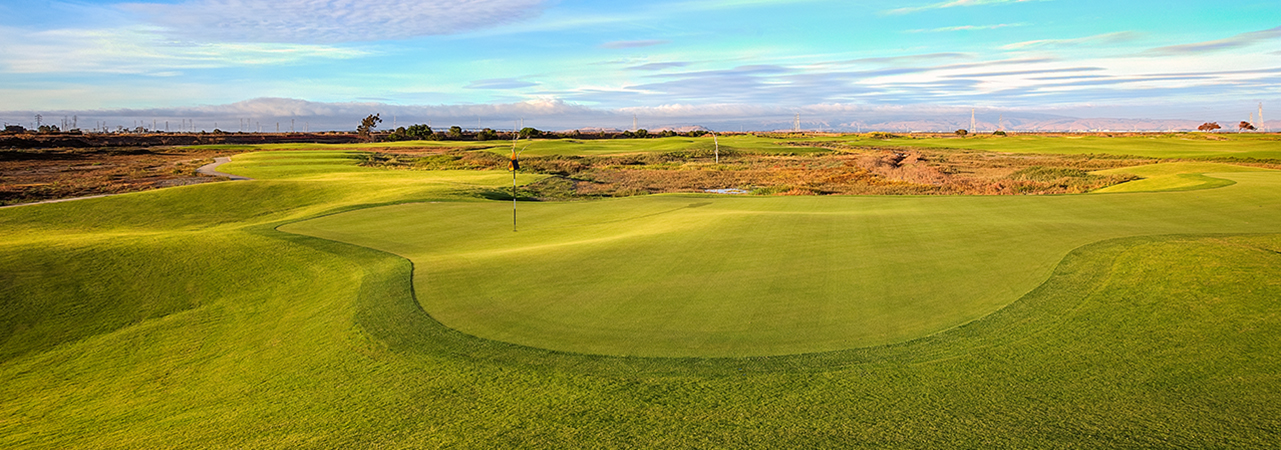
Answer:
[124,0,549,44]
[1145,26,1281,56]
[0,25,367,74]
[601,40,670,49]
[886,0,1043,15]
[906,23,1025,33]
[1001,32,1139,50]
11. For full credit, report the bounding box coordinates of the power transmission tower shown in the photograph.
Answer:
[633,114,638,132]
[793,113,800,132]
[1260,102,1266,132]
[971,109,976,133]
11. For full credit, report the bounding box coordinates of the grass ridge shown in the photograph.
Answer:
[272,212,1243,375]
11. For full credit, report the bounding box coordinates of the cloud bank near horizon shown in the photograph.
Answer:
[3,97,1274,133]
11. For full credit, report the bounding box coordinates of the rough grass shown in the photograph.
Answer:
[2,150,1281,448]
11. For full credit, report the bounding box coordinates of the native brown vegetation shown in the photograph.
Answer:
[361,146,1153,199]
[0,148,219,206]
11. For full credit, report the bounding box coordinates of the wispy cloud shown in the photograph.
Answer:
[887,0,1043,15]
[943,67,1105,78]
[1030,74,1113,81]
[1001,32,1138,50]
[124,0,549,44]
[626,62,691,71]
[1145,26,1281,56]
[831,53,974,66]
[906,23,1025,33]
[466,78,540,89]
[0,25,367,74]
[601,40,670,49]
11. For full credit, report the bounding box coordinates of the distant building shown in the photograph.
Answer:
[4,125,26,133]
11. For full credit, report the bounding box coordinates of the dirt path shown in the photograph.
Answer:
[1,156,251,209]
[197,156,253,181]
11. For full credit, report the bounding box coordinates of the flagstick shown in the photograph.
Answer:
[507,167,512,234]
[512,127,521,232]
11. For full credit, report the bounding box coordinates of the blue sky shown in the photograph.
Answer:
[2,0,1279,130]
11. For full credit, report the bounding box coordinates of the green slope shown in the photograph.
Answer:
[1091,161,1273,193]
[841,133,1281,160]
[285,168,1281,357]
[3,150,1281,448]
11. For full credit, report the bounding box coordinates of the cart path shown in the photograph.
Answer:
[197,156,253,180]
[1,156,251,209]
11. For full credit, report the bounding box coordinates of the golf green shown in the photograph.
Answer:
[283,166,1281,357]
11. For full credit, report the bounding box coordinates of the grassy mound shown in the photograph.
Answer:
[285,167,1281,357]
[3,150,1281,447]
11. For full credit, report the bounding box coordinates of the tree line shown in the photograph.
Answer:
[355,114,713,142]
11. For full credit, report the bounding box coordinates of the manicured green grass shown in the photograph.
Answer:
[844,133,1281,160]
[285,166,1281,357]
[1092,161,1274,193]
[3,150,1281,447]
[180,140,500,152]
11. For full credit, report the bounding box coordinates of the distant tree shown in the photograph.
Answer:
[955,129,968,137]
[659,130,677,138]
[1239,121,1257,132]
[477,128,498,141]
[404,124,433,140]
[447,126,464,139]
[992,130,1007,136]
[37,125,60,134]
[687,130,708,137]
[357,114,382,140]
[385,126,409,141]
[518,127,543,139]
[1198,122,1221,132]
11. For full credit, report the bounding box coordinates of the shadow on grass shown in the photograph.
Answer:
[265,213,1259,377]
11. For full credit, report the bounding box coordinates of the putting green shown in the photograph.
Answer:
[284,167,1281,357]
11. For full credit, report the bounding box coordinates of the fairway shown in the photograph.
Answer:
[285,165,1281,356]
[4,149,1281,448]
[847,133,1281,160]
